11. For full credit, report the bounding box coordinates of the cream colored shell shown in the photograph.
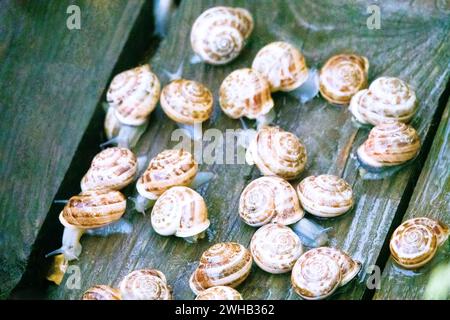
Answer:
[151,186,210,238]
[136,149,198,200]
[82,285,121,300]
[296,175,353,218]
[319,54,369,105]
[246,126,307,180]
[357,122,421,170]
[349,76,417,125]
[390,217,449,269]
[250,223,303,274]
[81,147,137,192]
[189,242,252,294]
[160,79,213,125]
[239,176,304,227]
[252,41,309,92]
[190,6,253,65]
[219,68,274,119]
[119,269,172,300]
[106,64,160,126]
[195,286,243,300]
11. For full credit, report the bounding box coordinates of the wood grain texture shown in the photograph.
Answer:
[0,0,147,298]
[45,0,450,300]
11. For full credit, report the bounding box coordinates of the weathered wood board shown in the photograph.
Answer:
[0,0,149,299]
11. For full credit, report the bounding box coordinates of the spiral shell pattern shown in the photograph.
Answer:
[219,68,274,119]
[189,242,252,294]
[106,64,160,126]
[119,269,172,300]
[357,122,421,170]
[137,149,198,200]
[246,126,307,180]
[349,77,417,125]
[296,175,353,218]
[319,54,369,105]
[82,285,121,300]
[81,147,137,192]
[195,286,243,300]
[252,41,309,92]
[250,223,303,274]
[239,176,304,227]
[160,79,213,125]
[190,6,253,65]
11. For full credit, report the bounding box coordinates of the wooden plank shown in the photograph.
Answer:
[0,0,148,298]
[46,0,450,299]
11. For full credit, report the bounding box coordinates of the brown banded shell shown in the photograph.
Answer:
[252,41,309,92]
[219,68,274,120]
[189,242,252,294]
[136,149,198,200]
[151,186,210,238]
[357,122,421,170]
[246,126,307,180]
[80,147,137,192]
[390,217,449,269]
[195,286,243,300]
[60,190,126,229]
[82,285,121,300]
[250,223,303,274]
[160,79,213,125]
[296,175,354,218]
[106,64,160,126]
[119,269,172,300]
[190,6,253,65]
[239,176,304,227]
[349,77,417,125]
[319,54,369,105]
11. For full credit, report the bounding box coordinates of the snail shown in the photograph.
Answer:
[296,175,354,218]
[390,217,449,269]
[119,269,173,300]
[250,223,303,274]
[291,247,361,300]
[131,149,213,214]
[160,79,213,140]
[82,285,121,300]
[151,186,210,242]
[319,54,369,105]
[252,41,319,103]
[190,6,253,65]
[349,76,417,126]
[189,242,252,294]
[195,286,243,300]
[102,64,161,149]
[239,176,330,248]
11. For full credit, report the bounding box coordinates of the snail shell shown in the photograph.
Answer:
[357,122,421,170]
[296,175,354,218]
[246,126,307,180]
[119,269,172,300]
[136,149,198,200]
[252,41,309,92]
[60,190,126,229]
[189,242,252,294]
[319,54,369,105]
[80,147,137,192]
[250,223,303,273]
[239,176,304,227]
[219,68,274,119]
[160,79,213,125]
[190,6,253,65]
[151,186,210,239]
[82,285,121,300]
[390,217,449,269]
[106,64,161,126]
[314,247,361,286]
[195,286,243,300]
[349,77,417,125]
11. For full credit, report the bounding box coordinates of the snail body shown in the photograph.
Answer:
[195,286,243,300]
[82,285,121,300]
[119,269,173,300]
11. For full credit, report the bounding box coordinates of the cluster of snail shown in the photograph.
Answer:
[47,6,448,300]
